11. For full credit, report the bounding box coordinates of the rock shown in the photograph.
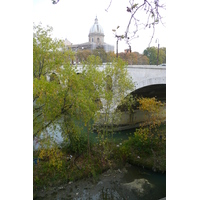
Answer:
[97,181,103,186]
[123,178,154,196]
[103,174,111,177]
[122,167,128,173]
[152,167,157,172]
[58,186,64,190]
[125,163,132,168]
[117,169,122,173]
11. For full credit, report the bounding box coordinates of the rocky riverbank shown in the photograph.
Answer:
[34,163,166,200]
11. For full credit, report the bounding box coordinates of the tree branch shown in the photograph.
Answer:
[112,0,165,49]
[33,112,43,121]
[105,0,112,12]
[33,104,45,111]
[33,102,73,138]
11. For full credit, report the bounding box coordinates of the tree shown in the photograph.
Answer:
[92,48,107,63]
[143,46,166,65]
[34,24,105,159]
[33,23,75,139]
[35,23,148,164]
[137,54,149,65]
[159,47,166,64]
[76,56,104,155]
[33,23,83,169]
[77,49,91,63]
[143,46,158,65]
[106,51,116,62]
[118,51,149,65]
[96,57,134,135]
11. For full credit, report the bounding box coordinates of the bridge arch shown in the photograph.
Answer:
[116,76,166,111]
[133,76,166,91]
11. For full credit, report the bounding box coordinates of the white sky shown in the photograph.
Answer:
[33,0,166,54]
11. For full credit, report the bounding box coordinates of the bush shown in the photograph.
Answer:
[131,128,151,151]
[39,147,63,170]
[67,132,88,154]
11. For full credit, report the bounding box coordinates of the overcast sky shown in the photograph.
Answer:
[33,0,166,54]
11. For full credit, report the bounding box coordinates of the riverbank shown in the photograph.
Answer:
[34,123,166,199]
[34,163,166,200]
[34,139,165,199]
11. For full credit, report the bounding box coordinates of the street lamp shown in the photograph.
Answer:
[155,38,159,65]
[116,38,119,58]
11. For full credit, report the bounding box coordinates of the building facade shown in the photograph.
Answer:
[65,17,114,53]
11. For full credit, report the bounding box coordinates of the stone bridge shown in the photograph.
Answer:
[50,64,166,131]
[126,65,166,91]
[76,64,166,105]
[90,64,166,131]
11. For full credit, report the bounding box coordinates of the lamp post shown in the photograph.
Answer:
[116,38,119,58]
[155,38,159,65]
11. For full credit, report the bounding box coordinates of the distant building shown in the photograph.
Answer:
[65,16,114,53]
[124,48,131,53]
[64,38,72,46]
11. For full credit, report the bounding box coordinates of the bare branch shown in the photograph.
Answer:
[105,0,113,12]
[52,0,59,4]
[110,0,166,49]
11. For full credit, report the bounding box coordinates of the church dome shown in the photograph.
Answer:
[89,16,104,35]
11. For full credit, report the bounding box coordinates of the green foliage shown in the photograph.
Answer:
[33,23,75,139]
[39,147,63,170]
[33,23,74,80]
[138,97,165,130]
[77,49,91,63]
[132,97,166,153]
[92,48,107,63]
[117,94,137,112]
[143,46,166,65]
[159,47,166,63]
[103,57,134,102]
[117,143,131,163]
[130,128,152,153]
[68,132,88,154]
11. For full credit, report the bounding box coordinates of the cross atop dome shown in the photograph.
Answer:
[94,16,98,24]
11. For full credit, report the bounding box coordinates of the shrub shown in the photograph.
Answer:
[39,147,63,170]
[67,132,88,154]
